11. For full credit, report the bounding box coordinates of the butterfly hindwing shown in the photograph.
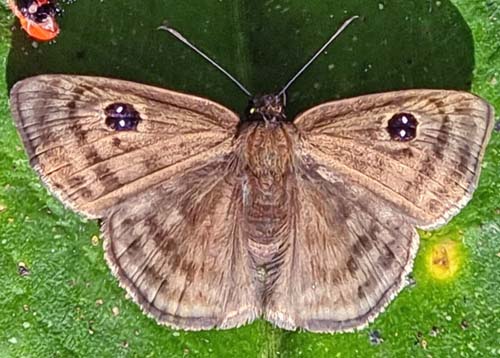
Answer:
[294,89,494,229]
[103,155,260,329]
[264,164,419,332]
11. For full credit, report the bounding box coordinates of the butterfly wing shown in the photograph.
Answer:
[10,75,259,329]
[265,170,418,332]
[264,90,493,332]
[103,155,260,329]
[294,90,494,230]
[10,75,237,218]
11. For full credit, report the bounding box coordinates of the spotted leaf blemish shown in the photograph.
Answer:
[426,239,463,281]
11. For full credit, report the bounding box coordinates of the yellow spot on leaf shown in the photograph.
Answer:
[426,240,461,280]
[91,235,100,246]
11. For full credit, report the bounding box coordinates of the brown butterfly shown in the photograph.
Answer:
[8,17,494,332]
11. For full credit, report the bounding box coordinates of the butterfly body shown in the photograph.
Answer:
[231,109,296,281]
[9,75,494,332]
[238,95,296,245]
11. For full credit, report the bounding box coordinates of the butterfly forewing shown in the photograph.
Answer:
[9,75,239,218]
[294,90,494,229]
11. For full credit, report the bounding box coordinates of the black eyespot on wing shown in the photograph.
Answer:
[104,103,142,131]
[387,113,418,141]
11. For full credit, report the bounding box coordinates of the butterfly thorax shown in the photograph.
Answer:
[240,93,294,179]
[241,119,295,180]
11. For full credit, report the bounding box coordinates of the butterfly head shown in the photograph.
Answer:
[244,94,286,123]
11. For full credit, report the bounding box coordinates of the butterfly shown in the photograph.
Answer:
[8,0,60,41]
[8,17,494,332]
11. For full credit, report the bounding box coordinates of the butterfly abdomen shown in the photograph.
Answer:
[242,173,292,302]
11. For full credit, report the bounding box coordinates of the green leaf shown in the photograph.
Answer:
[1,1,499,357]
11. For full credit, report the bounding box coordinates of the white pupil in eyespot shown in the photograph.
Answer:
[116,106,124,113]
[399,129,407,137]
[118,119,126,128]
[401,116,408,124]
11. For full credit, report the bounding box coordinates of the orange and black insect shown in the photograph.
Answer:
[8,0,61,41]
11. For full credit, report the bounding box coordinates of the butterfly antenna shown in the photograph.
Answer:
[158,25,253,97]
[278,15,359,97]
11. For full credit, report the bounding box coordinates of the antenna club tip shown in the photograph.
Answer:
[157,20,172,31]
[344,15,360,25]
